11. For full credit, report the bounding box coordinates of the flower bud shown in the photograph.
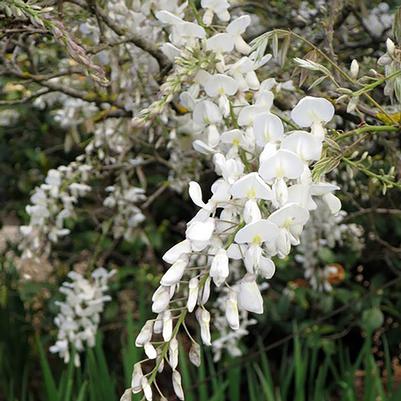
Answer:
[141,376,152,401]
[160,257,188,286]
[169,337,179,369]
[120,389,131,401]
[189,341,201,367]
[162,239,191,264]
[187,277,199,312]
[210,248,229,287]
[243,199,261,224]
[200,276,211,305]
[387,38,395,55]
[152,286,170,313]
[135,321,153,347]
[225,290,240,330]
[162,310,173,341]
[131,362,143,394]
[196,307,211,345]
[172,370,185,400]
[350,59,359,79]
[153,314,163,334]
[238,274,263,314]
[144,342,157,359]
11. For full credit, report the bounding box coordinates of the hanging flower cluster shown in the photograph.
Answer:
[104,181,146,240]
[127,2,342,400]
[20,160,92,259]
[50,267,115,367]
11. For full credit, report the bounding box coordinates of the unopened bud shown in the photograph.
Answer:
[172,370,185,400]
[187,277,199,312]
[350,59,359,79]
[152,285,170,313]
[131,363,143,394]
[144,342,157,359]
[195,307,211,345]
[168,337,179,370]
[160,257,188,286]
[141,376,152,401]
[189,342,201,367]
[162,310,173,341]
[135,321,153,347]
[226,290,240,330]
[386,38,395,55]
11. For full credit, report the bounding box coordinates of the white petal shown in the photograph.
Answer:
[235,36,252,55]
[231,172,273,200]
[177,22,206,39]
[258,257,275,279]
[193,139,216,155]
[162,311,173,341]
[259,149,304,181]
[152,286,170,313]
[287,184,316,210]
[186,218,215,242]
[238,274,263,314]
[323,193,342,214]
[155,10,183,24]
[204,74,239,97]
[187,277,199,312]
[235,220,279,245]
[131,363,143,393]
[253,113,284,147]
[193,100,222,126]
[162,239,191,264]
[144,342,157,359]
[172,370,185,400]
[291,96,335,127]
[268,203,310,227]
[189,181,206,208]
[281,131,322,161]
[227,15,251,35]
[311,182,340,196]
[196,308,211,345]
[243,199,262,224]
[226,243,246,260]
[206,33,235,53]
[135,321,153,346]
[160,257,187,286]
[210,249,229,286]
[238,105,266,126]
[225,290,240,330]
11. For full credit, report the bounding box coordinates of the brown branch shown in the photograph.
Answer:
[85,0,171,71]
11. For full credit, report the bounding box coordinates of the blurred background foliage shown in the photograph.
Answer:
[2,0,401,400]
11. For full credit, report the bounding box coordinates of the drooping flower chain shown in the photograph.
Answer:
[127,1,342,400]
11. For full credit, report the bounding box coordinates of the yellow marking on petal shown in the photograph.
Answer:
[252,235,262,246]
[246,187,256,199]
[282,218,293,229]
[275,166,284,178]
[218,87,225,95]
[232,138,240,146]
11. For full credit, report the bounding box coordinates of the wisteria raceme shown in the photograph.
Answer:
[127,2,342,400]
[50,267,115,367]
[19,159,92,259]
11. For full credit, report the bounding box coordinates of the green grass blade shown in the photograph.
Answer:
[35,335,58,401]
